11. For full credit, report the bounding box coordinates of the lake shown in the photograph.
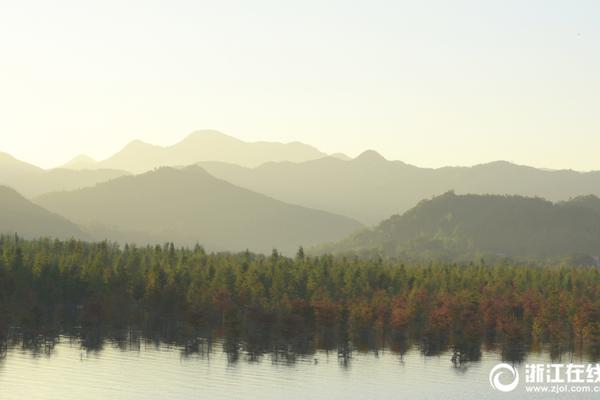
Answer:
[0,333,597,400]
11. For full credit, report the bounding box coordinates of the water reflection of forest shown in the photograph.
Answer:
[1,318,597,367]
[1,236,599,367]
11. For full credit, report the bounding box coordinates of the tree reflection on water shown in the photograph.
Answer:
[0,316,597,369]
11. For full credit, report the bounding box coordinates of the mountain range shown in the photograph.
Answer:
[316,191,600,261]
[4,129,600,259]
[198,154,600,225]
[34,166,362,254]
[0,186,87,240]
[62,130,333,173]
[0,151,129,198]
[6,130,600,228]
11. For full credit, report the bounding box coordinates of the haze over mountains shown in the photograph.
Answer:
[62,130,331,173]
[35,166,362,254]
[7,129,600,226]
[0,151,129,198]
[198,154,600,225]
[317,191,600,261]
[0,186,87,240]
[61,154,99,170]
[3,129,600,259]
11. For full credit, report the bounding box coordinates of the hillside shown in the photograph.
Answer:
[59,154,98,170]
[78,130,328,173]
[198,154,600,225]
[316,192,600,260]
[35,166,363,254]
[563,195,600,217]
[0,151,129,198]
[0,186,87,240]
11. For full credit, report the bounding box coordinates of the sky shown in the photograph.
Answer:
[0,0,599,170]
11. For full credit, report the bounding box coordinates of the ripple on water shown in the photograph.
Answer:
[0,338,597,400]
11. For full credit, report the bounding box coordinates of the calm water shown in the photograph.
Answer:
[0,336,597,400]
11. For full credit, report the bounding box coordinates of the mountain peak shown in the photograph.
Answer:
[330,152,351,161]
[60,154,97,170]
[476,160,520,169]
[124,139,155,149]
[178,130,241,145]
[354,150,386,162]
[36,164,362,254]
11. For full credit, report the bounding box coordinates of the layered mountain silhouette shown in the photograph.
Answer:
[60,154,98,170]
[197,153,600,225]
[7,129,600,257]
[64,130,328,173]
[10,130,600,226]
[316,191,600,260]
[0,151,129,198]
[0,186,87,240]
[35,166,362,254]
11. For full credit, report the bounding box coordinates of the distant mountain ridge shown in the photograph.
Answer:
[7,131,600,228]
[197,153,600,225]
[0,186,87,240]
[0,151,129,198]
[35,166,363,254]
[60,154,98,170]
[64,130,329,173]
[315,192,600,260]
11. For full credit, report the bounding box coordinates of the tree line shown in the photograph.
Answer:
[0,235,598,359]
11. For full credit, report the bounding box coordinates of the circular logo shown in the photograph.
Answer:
[489,363,520,392]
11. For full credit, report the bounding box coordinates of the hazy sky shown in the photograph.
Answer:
[1,0,599,170]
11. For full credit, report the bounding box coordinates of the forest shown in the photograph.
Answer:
[318,191,600,260]
[0,234,599,362]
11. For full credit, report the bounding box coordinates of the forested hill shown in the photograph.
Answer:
[316,192,600,260]
[35,166,362,254]
[0,186,87,240]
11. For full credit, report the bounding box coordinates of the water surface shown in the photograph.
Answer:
[0,336,596,400]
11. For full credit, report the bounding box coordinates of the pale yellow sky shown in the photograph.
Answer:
[1,0,599,170]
